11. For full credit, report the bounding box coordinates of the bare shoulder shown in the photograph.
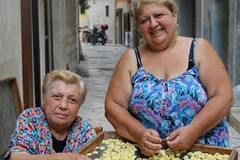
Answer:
[106,48,137,107]
[120,47,136,62]
[195,37,216,52]
[116,47,139,76]
[195,37,212,47]
[194,37,220,66]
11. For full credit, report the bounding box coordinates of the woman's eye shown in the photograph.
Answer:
[52,94,61,100]
[140,19,149,24]
[69,98,77,104]
[155,13,164,19]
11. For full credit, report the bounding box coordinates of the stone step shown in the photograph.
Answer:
[227,107,240,134]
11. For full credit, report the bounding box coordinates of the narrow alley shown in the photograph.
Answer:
[79,43,127,131]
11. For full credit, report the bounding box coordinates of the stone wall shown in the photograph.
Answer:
[52,0,78,71]
[228,0,240,87]
[233,85,240,108]
[194,0,240,87]
[0,0,23,102]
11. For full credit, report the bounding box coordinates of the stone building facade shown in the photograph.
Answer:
[80,0,116,44]
[0,0,80,108]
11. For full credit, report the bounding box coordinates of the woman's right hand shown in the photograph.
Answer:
[138,128,162,156]
[62,153,91,160]
[9,152,91,160]
[75,154,91,160]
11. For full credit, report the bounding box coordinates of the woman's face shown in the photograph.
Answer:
[137,2,177,46]
[42,80,81,130]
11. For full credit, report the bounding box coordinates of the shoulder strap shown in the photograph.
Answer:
[187,37,197,70]
[134,48,142,68]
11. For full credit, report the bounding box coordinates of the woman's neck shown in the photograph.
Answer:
[50,128,69,141]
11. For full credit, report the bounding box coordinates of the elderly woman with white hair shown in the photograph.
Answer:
[5,70,95,160]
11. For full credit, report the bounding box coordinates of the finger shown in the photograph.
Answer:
[166,131,179,141]
[148,128,160,137]
[167,136,180,150]
[147,135,162,144]
[147,129,162,144]
[145,140,162,150]
[140,145,160,157]
[78,155,91,160]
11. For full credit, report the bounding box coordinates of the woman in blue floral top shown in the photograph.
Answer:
[105,0,233,157]
[5,70,96,160]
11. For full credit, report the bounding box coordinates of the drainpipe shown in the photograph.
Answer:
[115,0,117,44]
[76,0,80,64]
[45,0,53,71]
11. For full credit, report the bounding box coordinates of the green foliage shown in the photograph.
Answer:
[79,0,90,14]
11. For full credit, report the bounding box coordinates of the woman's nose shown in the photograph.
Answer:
[149,16,158,27]
[59,98,68,109]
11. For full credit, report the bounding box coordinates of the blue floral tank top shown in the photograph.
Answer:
[129,38,229,147]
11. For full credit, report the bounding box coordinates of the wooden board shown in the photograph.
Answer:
[79,131,238,160]
[0,77,22,155]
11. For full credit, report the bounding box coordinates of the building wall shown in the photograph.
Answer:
[228,0,240,87]
[79,14,89,28]
[209,0,229,65]
[116,0,132,45]
[116,1,131,13]
[196,0,240,87]
[195,0,229,66]
[175,0,194,37]
[0,0,81,106]
[38,0,46,93]
[0,0,23,103]
[84,0,115,44]
[195,1,210,40]
[0,1,23,150]
[52,0,79,70]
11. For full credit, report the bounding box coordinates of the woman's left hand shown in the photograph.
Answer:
[138,128,163,156]
[166,125,198,150]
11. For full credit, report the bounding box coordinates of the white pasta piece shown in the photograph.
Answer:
[86,152,92,156]
[92,150,98,154]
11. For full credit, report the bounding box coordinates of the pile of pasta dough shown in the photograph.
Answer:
[86,138,230,160]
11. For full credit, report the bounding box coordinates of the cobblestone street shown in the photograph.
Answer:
[79,43,126,131]
[79,43,240,159]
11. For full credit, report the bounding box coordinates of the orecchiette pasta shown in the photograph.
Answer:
[86,138,230,160]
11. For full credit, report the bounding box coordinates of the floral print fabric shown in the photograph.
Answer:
[129,52,229,147]
[5,107,96,158]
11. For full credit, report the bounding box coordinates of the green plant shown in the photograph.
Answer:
[79,0,90,14]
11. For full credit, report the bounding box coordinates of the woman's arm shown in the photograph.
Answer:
[189,38,233,136]
[105,48,162,156]
[9,152,90,160]
[105,49,145,142]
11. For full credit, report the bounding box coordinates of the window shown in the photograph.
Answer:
[106,5,109,17]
